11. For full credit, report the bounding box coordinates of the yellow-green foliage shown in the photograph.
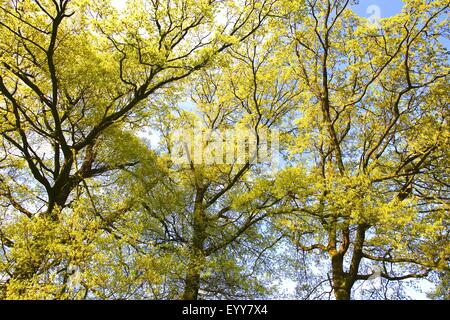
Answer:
[0,0,448,300]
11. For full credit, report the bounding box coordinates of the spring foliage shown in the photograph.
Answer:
[0,0,448,300]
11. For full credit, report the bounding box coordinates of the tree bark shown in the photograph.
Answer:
[331,253,351,300]
[182,187,207,300]
[334,285,351,300]
[330,224,368,300]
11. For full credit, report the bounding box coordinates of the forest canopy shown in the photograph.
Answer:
[0,0,449,300]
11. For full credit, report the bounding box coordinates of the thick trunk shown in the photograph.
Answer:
[46,178,79,219]
[331,253,352,300]
[182,253,203,300]
[332,271,352,300]
[334,285,351,300]
[182,231,206,300]
[182,188,206,300]
[46,154,76,219]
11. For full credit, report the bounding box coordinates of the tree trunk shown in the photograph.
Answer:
[182,188,207,300]
[183,253,204,300]
[334,285,351,300]
[331,253,352,300]
[332,271,352,300]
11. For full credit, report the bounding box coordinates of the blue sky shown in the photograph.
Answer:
[352,0,404,18]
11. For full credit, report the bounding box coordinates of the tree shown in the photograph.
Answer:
[0,0,277,298]
[125,29,299,299]
[274,0,449,299]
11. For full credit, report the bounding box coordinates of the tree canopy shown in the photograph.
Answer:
[0,0,448,300]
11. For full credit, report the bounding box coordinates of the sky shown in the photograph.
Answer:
[352,0,404,18]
